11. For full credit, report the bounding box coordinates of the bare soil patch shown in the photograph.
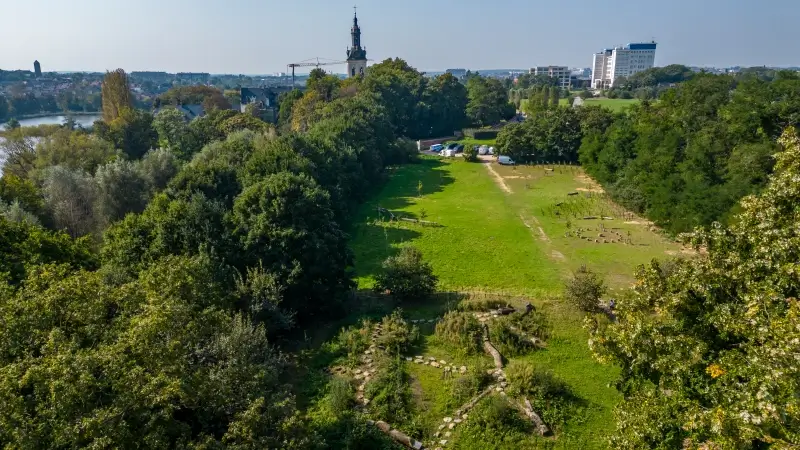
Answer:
[484,162,512,194]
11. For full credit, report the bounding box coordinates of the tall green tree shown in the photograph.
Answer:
[101,69,133,122]
[465,75,515,127]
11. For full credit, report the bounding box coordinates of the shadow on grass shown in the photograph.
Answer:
[363,158,455,213]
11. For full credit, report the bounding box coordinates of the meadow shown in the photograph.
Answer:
[521,97,640,112]
[335,157,685,448]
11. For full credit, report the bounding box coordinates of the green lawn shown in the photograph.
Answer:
[522,97,640,112]
[342,158,686,448]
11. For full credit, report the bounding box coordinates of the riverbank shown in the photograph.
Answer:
[12,111,100,120]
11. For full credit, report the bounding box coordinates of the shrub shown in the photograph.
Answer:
[334,320,374,366]
[463,145,479,162]
[505,361,568,400]
[453,396,532,449]
[447,360,493,410]
[564,265,606,312]
[507,310,551,341]
[365,355,414,424]
[463,128,500,140]
[434,311,483,355]
[374,246,438,302]
[375,310,419,355]
[456,299,510,312]
[504,361,579,432]
[488,320,534,357]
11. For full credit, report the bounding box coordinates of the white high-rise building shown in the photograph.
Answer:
[591,42,657,89]
[530,66,571,89]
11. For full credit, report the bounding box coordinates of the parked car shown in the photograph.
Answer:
[498,155,515,165]
[455,144,464,153]
[442,149,455,157]
[445,143,459,151]
[478,145,489,155]
[430,143,443,152]
[488,146,495,155]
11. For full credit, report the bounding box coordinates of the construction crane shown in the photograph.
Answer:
[287,57,347,88]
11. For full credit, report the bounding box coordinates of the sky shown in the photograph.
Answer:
[1,0,798,74]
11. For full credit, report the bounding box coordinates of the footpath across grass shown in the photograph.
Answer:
[342,157,686,448]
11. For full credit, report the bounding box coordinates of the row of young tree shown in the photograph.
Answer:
[0,60,453,448]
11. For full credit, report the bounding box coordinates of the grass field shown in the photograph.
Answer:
[521,97,640,112]
[343,158,685,448]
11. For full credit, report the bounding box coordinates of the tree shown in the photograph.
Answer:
[496,122,530,163]
[276,89,304,131]
[426,73,469,137]
[0,256,309,448]
[41,166,97,237]
[588,127,800,449]
[101,69,133,122]
[94,159,149,228]
[137,147,180,192]
[6,117,20,129]
[374,246,438,301]
[218,113,272,135]
[0,129,37,179]
[95,108,158,159]
[550,86,560,107]
[32,129,119,180]
[466,75,516,127]
[564,265,606,312]
[0,217,95,286]
[153,107,198,159]
[232,172,354,319]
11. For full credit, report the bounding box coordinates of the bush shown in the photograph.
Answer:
[365,355,414,424]
[506,310,551,341]
[453,396,532,449]
[564,265,606,312]
[504,361,579,432]
[375,310,419,355]
[505,361,568,400]
[463,145,479,162]
[462,128,500,140]
[448,360,493,409]
[434,311,483,355]
[374,246,438,302]
[456,299,511,312]
[488,320,534,357]
[333,320,374,367]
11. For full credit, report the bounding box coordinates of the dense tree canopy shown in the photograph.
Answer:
[579,72,800,233]
[589,128,800,449]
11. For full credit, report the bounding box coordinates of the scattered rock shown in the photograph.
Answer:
[439,360,447,365]
[439,440,448,446]
[443,417,452,423]
[453,419,462,424]
[429,357,436,361]
[444,432,452,438]
[405,357,412,361]
[447,423,455,430]
[438,424,446,430]
[462,414,469,420]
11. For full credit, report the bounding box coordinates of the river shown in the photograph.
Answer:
[0,114,102,131]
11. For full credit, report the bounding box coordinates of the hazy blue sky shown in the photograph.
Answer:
[2,0,798,74]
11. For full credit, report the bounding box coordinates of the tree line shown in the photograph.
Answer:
[497,70,800,234]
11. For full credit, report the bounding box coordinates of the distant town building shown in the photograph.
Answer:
[346,10,368,78]
[176,72,210,83]
[154,104,206,121]
[33,60,42,77]
[240,86,295,123]
[591,42,657,89]
[446,68,468,80]
[530,66,571,89]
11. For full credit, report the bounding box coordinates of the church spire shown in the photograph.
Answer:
[350,6,361,50]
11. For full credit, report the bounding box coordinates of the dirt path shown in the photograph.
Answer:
[484,162,512,194]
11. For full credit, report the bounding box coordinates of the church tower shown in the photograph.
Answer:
[346,10,367,78]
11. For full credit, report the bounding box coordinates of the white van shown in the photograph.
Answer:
[478,145,488,155]
[442,149,455,157]
[498,155,515,165]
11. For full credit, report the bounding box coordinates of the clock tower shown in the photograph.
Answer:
[346,9,367,78]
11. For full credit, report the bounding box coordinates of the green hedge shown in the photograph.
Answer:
[463,128,499,140]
